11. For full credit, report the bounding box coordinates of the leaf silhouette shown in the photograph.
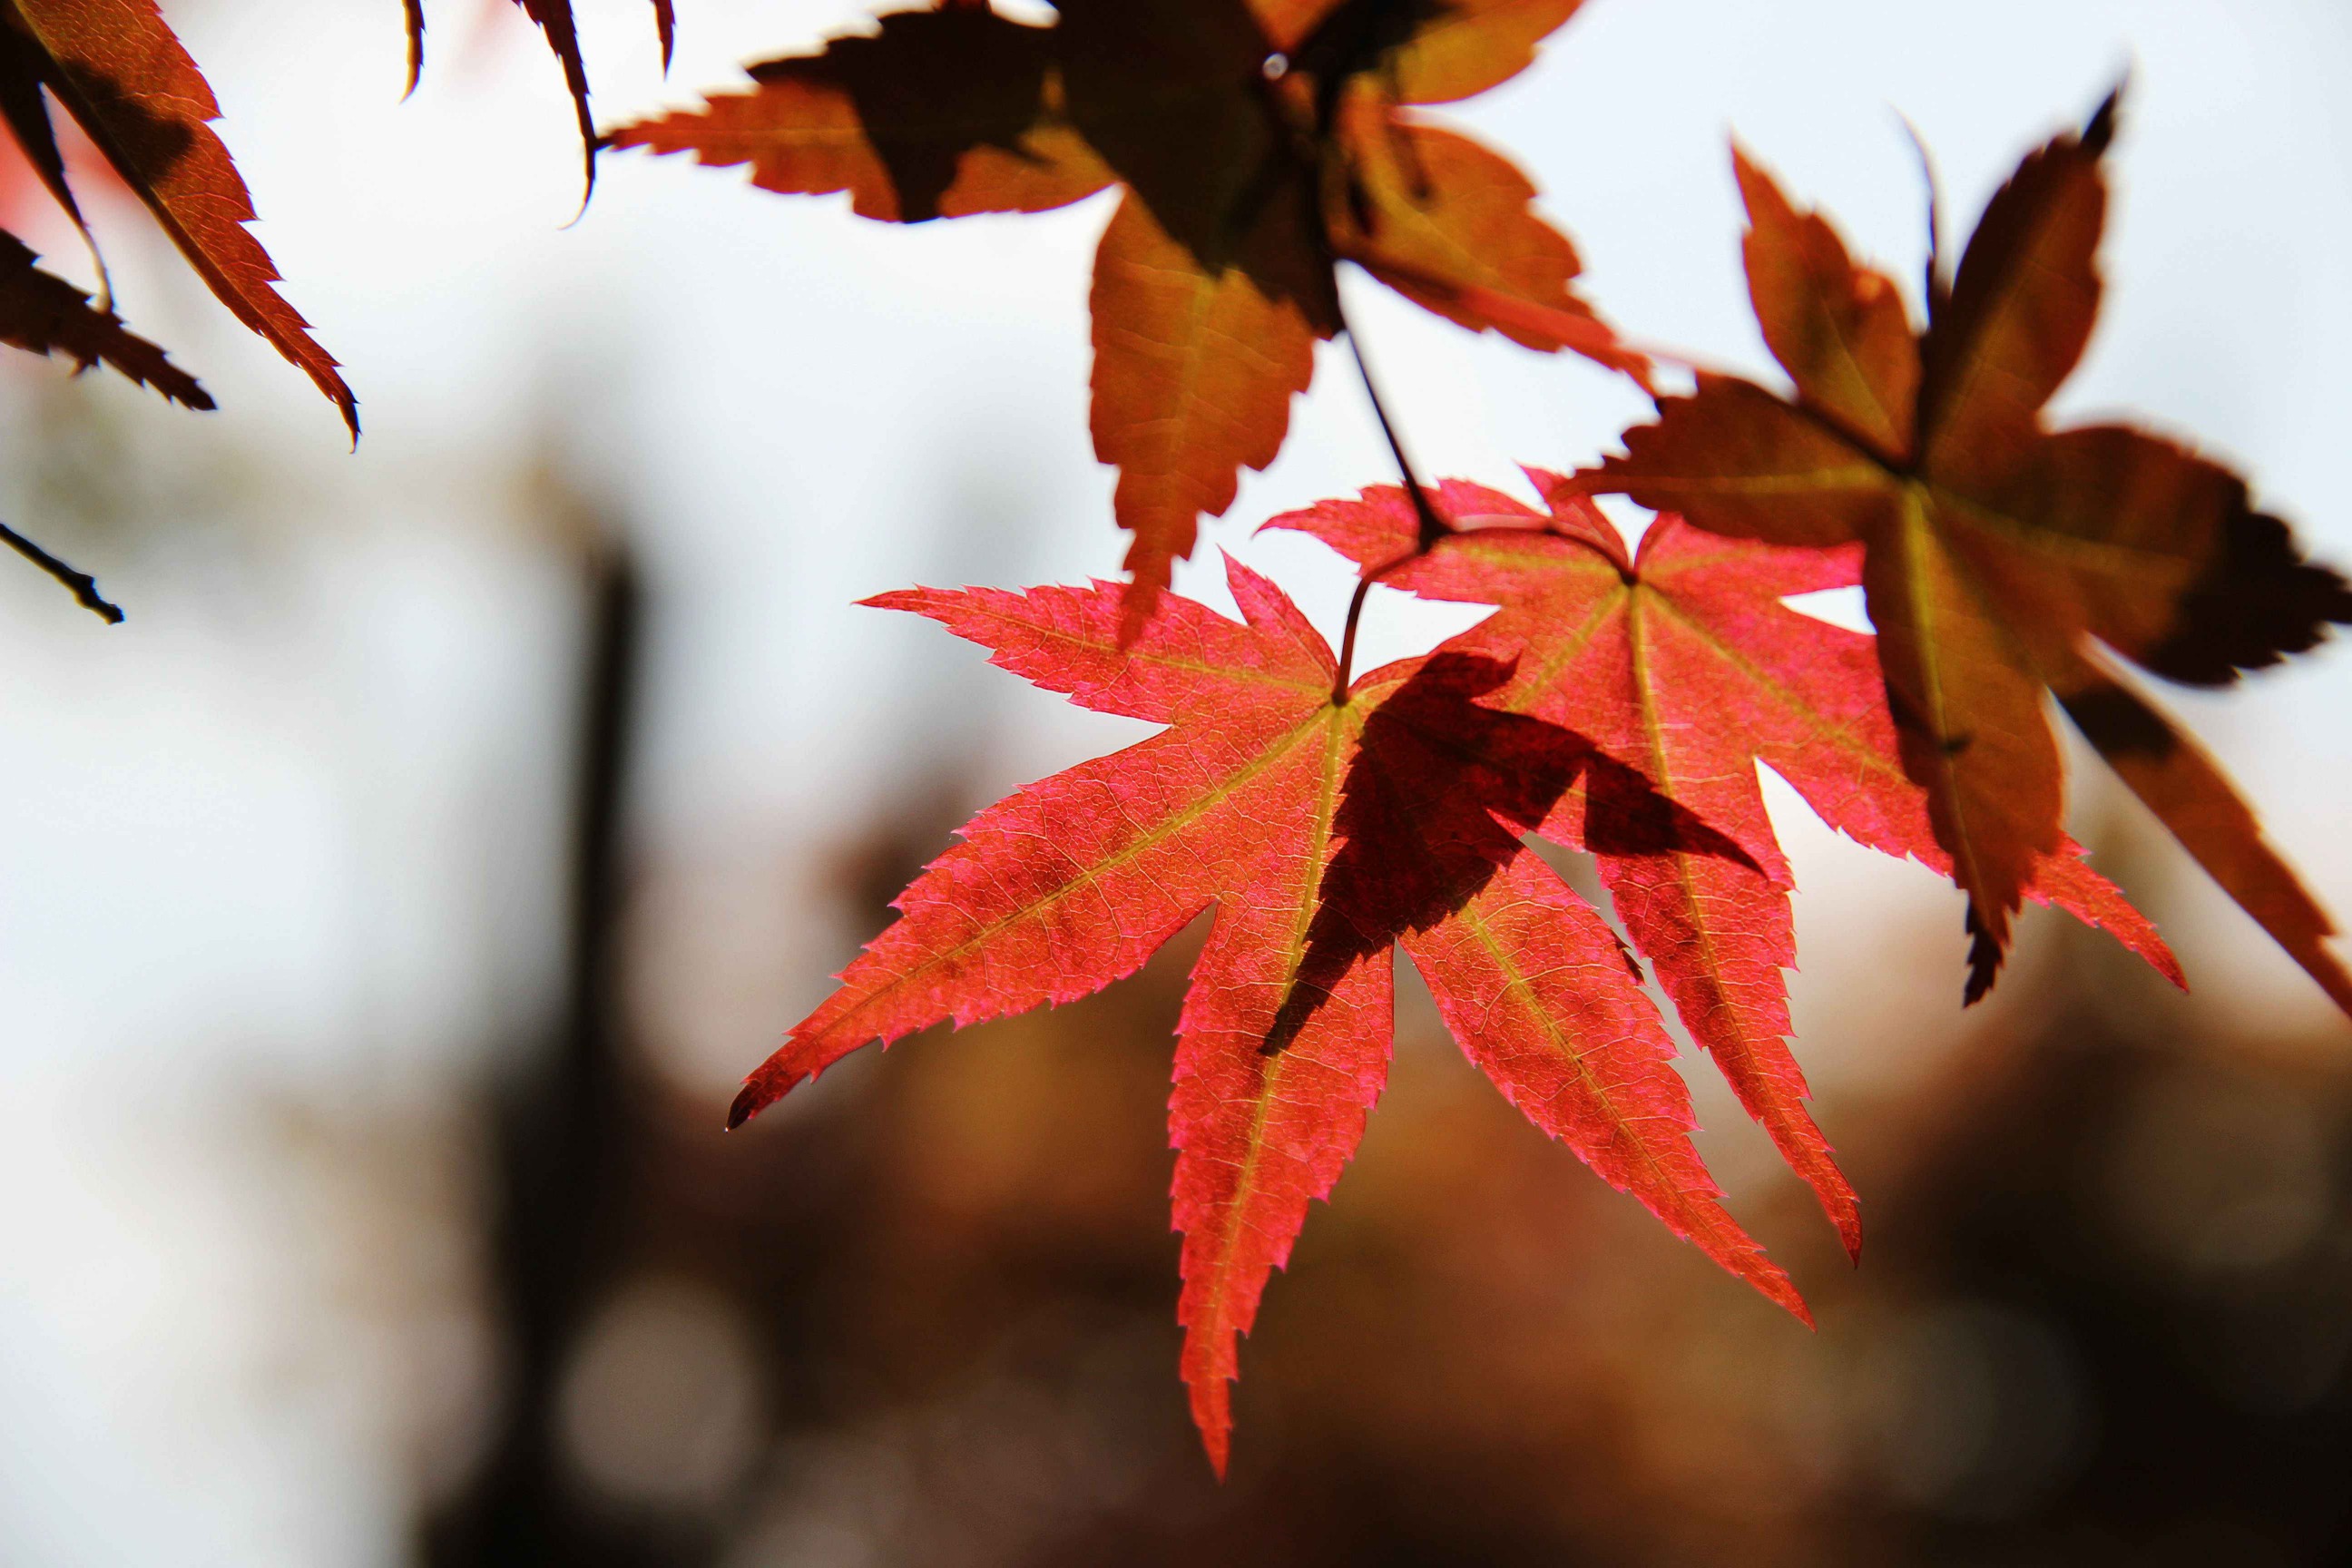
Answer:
[603,0,1643,603]
[0,225,208,407]
[731,556,1805,1475]
[0,0,355,433]
[1584,92,2352,1010]
[402,1,675,189]
[1269,477,2180,1253]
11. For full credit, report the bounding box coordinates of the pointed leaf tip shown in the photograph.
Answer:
[1963,908,2003,1005]
[2084,83,2123,154]
[725,1083,764,1130]
[652,0,676,73]
[402,0,425,97]
[0,232,213,411]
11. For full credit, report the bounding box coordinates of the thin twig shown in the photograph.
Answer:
[1,518,123,623]
[1342,319,1447,553]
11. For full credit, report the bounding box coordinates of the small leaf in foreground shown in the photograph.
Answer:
[734,558,1804,1475]
[0,226,209,407]
[603,0,1642,603]
[1585,93,2352,1009]
[1269,478,2178,1252]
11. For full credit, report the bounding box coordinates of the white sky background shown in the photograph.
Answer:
[3,0,2352,1562]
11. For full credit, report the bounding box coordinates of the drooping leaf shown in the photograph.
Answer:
[1268,479,2180,1252]
[0,0,355,434]
[733,558,1804,1475]
[0,225,207,407]
[401,0,424,96]
[1585,93,2352,1010]
[512,0,596,194]
[399,2,674,180]
[603,0,1642,603]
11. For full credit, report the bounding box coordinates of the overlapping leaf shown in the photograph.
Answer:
[1270,479,2179,1250]
[603,0,1643,602]
[0,0,354,432]
[1586,93,2352,1007]
[730,557,1805,1474]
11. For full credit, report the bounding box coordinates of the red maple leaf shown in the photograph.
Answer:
[603,0,1643,604]
[0,0,355,434]
[730,556,1806,1474]
[1583,93,2352,1009]
[1267,477,2180,1252]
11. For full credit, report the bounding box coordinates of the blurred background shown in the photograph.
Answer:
[4,0,2352,1562]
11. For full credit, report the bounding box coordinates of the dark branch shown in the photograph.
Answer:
[1340,317,1447,554]
[2,517,123,623]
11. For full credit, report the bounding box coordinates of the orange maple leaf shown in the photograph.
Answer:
[1585,93,2352,1009]
[604,0,1644,603]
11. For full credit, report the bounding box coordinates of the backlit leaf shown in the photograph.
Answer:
[735,559,1805,1474]
[1269,479,2180,1250]
[1586,93,2352,1008]
[605,0,1642,601]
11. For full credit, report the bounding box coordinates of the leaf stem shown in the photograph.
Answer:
[1330,544,1419,704]
[1342,320,1447,554]
[1,518,123,623]
[1329,301,1453,702]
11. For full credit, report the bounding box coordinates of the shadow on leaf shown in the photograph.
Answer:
[1264,652,1758,1054]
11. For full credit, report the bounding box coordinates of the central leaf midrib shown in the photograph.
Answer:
[830,709,1328,1027]
[1932,478,2200,583]
[1450,894,1690,1214]
[1503,580,1626,712]
[1625,592,1758,1052]
[1892,485,1998,916]
[1645,593,1902,782]
[1202,703,1354,1341]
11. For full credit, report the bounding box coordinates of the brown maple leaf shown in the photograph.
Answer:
[603,0,1644,603]
[1583,92,2352,1010]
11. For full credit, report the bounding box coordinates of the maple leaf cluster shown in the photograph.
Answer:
[603,0,1644,601]
[2,0,2347,1482]
[605,2,2352,1472]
